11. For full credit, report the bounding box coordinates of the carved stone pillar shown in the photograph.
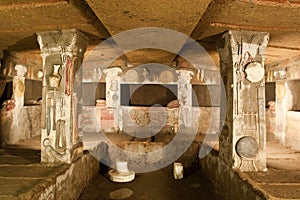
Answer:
[37,29,88,163]
[13,64,27,108]
[274,69,290,144]
[176,68,194,129]
[217,30,269,171]
[104,66,123,130]
[6,65,27,144]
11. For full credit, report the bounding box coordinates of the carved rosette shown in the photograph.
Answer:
[37,29,87,163]
[217,30,269,171]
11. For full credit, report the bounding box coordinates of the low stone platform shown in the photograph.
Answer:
[0,148,98,200]
[200,141,300,200]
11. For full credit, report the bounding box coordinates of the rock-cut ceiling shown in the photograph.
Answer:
[0,0,299,70]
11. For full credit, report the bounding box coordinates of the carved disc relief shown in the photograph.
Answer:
[122,70,139,82]
[159,70,174,83]
[236,136,259,159]
[244,62,264,83]
[15,80,25,97]
[276,83,286,100]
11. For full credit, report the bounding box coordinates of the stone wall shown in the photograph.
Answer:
[286,111,300,150]
[192,107,220,135]
[19,152,99,200]
[81,105,220,135]
[199,144,268,200]
[24,80,42,104]
[287,80,300,111]
[0,105,41,146]
[122,106,178,135]
[273,60,300,148]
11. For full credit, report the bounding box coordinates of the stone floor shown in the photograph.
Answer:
[79,164,220,200]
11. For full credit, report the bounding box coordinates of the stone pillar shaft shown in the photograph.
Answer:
[217,30,269,171]
[274,69,290,144]
[176,69,194,128]
[13,65,27,108]
[37,29,87,163]
[1,65,27,145]
[104,67,123,131]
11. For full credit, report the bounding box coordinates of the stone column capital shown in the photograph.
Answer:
[273,68,287,81]
[227,30,269,45]
[15,64,27,77]
[176,68,194,82]
[37,29,87,58]
[103,66,123,78]
[218,30,269,70]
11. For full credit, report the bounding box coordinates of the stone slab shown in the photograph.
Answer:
[260,184,300,199]
[0,156,40,164]
[245,169,300,184]
[267,160,300,170]
[0,148,40,156]
[0,165,60,178]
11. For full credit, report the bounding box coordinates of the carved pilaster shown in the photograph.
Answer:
[217,30,269,171]
[104,67,123,130]
[176,68,194,129]
[37,29,87,163]
[13,64,27,108]
[10,65,27,140]
[273,69,290,144]
[104,67,122,108]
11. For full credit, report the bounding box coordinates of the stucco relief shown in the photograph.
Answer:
[176,69,194,128]
[104,67,122,108]
[37,29,87,163]
[218,30,269,171]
